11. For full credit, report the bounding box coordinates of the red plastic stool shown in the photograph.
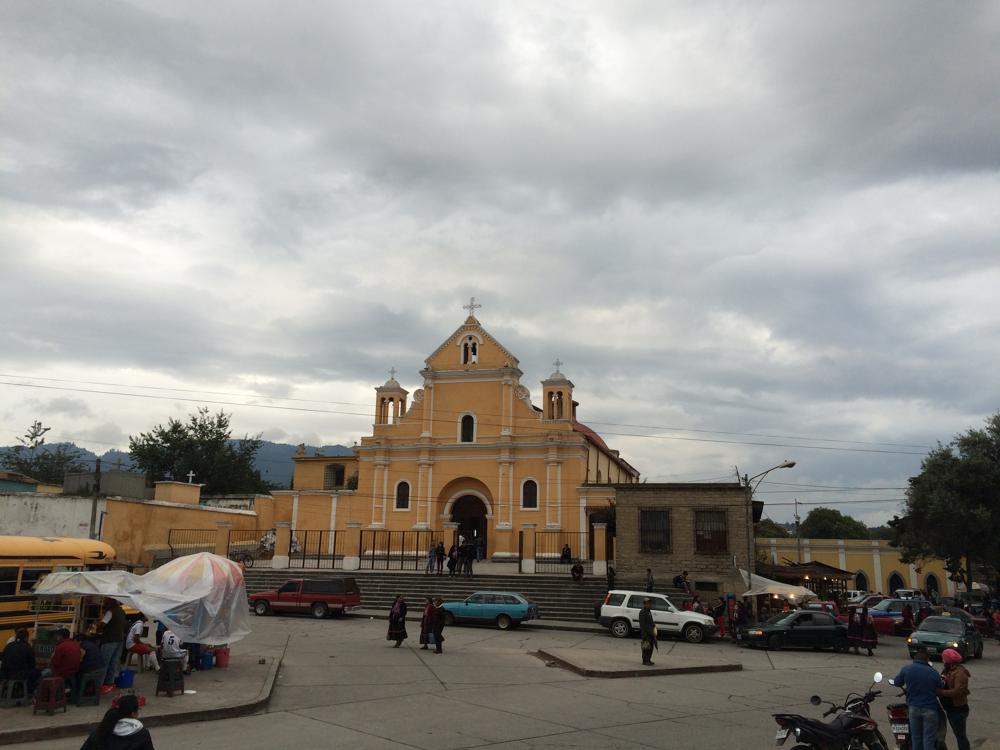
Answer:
[33,676,68,715]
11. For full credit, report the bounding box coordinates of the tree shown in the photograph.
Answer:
[867,525,893,540]
[129,409,271,495]
[756,518,790,538]
[891,412,1000,589]
[1,421,86,484]
[798,507,870,539]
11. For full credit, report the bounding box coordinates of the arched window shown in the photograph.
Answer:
[521,480,538,509]
[925,573,940,596]
[460,414,475,443]
[854,571,869,592]
[394,481,410,510]
[887,572,905,595]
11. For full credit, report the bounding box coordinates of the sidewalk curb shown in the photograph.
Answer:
[0,639,287,747]
[535,649,743,679]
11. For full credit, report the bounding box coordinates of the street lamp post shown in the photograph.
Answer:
[738,460,797,578]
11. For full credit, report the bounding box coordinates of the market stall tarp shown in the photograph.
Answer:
[740,569,817,601]
[33,553,251,646]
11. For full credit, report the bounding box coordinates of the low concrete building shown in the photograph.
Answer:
[63,469,147,498]
[613,482,752,596]
[0,492,106,538]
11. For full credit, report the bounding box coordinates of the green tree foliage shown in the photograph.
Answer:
[755,518,790,538]
[129,409,271,495]
[1,421,86,484]
[799,507,870,539]
[867,525,893,540]
[890,412,1000,588]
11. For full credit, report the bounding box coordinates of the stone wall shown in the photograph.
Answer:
[614,483,750,596]
[0,492,106,538]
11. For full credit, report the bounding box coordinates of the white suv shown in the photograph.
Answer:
[598,590,718,643]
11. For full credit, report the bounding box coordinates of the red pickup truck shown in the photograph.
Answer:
[251,577,362,619]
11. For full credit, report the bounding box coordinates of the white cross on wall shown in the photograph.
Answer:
[186,470,196,483]
[463,297,482,315]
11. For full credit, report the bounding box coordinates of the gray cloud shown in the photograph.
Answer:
[1,1,998,524]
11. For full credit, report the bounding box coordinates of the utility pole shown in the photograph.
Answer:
[88,458,101,539]
[794,498,802,564]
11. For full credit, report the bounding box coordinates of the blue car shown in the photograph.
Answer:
[442,591,540,630]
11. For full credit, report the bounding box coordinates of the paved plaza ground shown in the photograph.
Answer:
[8,615,1000,749]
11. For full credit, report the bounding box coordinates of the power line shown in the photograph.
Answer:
[0,372,935,450]
[761,481,908,490]
[0,380,930,456]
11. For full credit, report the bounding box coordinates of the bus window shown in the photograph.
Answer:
[0,568,17,596]
[19,568,51,593]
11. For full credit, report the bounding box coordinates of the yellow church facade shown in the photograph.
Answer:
[287,306,639,565]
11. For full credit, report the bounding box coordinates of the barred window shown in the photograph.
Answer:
[639,509,671,553]
[695,511,728,554]
[323,464,345,490]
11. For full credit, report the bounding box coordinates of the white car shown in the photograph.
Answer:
[846,590,868,603]
[597,590,718,643]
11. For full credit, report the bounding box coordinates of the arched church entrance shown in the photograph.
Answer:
[451,495,488,554]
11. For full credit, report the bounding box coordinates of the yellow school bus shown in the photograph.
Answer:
[0,536,116,644]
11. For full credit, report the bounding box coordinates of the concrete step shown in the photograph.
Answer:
[243,570,692,623]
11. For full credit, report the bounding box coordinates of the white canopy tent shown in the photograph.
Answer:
[740,569,817,601]
[33,552,252,646]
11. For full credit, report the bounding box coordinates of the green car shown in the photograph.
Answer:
[739,610,849,651]
[907,615,983,661]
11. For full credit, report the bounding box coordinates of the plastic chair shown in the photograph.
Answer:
[74,670,103,707]
[33,677,67,715]
[124,650,142,669]
[155,659,184,697]
[0,679,30,707]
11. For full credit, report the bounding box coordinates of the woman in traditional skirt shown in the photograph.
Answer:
[387,595,408,648]
[860,607,878,656]
[418,596,434,650]
[847,606,863,654]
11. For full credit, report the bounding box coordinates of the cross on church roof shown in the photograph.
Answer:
[463,297,482,316]
[552,358,563,373]
[388,367,397,380]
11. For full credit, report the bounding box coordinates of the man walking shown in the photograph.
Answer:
[639,598,657,666]
[431,597,446,654]
[645,569,655,593]
[98,598,127,693]
[425,541,436,574]
[892,647,945,750]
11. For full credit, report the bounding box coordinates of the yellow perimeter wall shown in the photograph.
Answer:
[758,537,957,597]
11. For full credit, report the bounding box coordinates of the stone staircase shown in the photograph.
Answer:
[244,568,610,622]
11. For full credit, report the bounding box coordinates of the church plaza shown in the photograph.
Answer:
[8,615,999,750]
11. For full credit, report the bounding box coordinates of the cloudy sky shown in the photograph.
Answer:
[2,2,998,524]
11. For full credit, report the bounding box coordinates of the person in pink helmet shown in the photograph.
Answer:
[937,648,971,750]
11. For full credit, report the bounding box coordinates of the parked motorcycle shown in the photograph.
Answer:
[884,679,946,750]
[773,672,889,749]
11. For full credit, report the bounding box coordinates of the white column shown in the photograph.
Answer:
[381,462,389,526]
[909,564,919,589]
[426,464,434,527]
[802,539,811,562]
[291,493,300,530]
[838,540,847,571]
[872,542,883,593]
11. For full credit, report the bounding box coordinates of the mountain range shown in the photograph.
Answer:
[0,440,353,489]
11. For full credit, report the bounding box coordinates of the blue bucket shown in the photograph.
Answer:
[116,670,136,688]
[199,652,214,671]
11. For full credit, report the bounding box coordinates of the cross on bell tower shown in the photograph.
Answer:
[463,297,482,318]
